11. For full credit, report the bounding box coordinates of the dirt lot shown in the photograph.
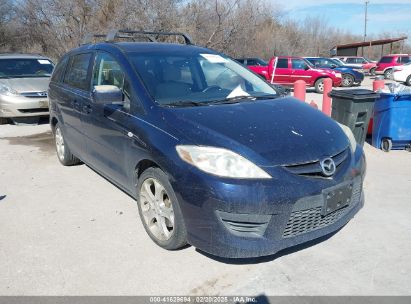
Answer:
[1,77,410,295]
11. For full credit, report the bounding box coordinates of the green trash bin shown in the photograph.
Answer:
[329,89,379,146]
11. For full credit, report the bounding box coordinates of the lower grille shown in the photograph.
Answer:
[283,179,362,238]
[18,108,49,113]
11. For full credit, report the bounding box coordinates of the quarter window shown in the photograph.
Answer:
[51,56,68,83]
[64,53,92,90]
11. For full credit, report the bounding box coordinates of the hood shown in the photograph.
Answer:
[0,77,50,93]
[162,97,349,166]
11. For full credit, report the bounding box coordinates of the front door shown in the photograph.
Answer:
[81,51,135,187]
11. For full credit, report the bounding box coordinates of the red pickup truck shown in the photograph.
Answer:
[247,56,342,93]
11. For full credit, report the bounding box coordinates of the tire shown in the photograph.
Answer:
[381,138,392,152]
[406,75,411,86]
[384,69,393,80]
[53,123,81,166]
[370,68,376,76]
[137,167,187,250]
[314,78,326,93]
[0,117,8,125]
[341,74,354,87]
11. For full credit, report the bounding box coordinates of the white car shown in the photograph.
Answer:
[393,62,411,86]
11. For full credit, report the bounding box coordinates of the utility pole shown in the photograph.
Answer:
[362,1,369,56]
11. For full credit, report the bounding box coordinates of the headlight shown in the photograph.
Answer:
[338,123,357,153]
[335,73,342,78]
[0,83,18,96]
[176,145,271,179]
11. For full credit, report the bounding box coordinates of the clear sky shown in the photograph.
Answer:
[276,0,411,38]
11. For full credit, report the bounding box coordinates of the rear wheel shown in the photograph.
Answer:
[53,123,81,166]
[381,138,392,152]
[384,69,393,80]
[406,75,411,86]
[370,67,376,76]
[137,167,187,250]
[341,74,354,87]
[314,78,326,93]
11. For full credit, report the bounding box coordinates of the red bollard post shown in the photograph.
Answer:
[322,78,333,116]
[293,80,306,102]
[373,79,385,91]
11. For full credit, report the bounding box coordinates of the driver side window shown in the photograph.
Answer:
[93,52,130,110]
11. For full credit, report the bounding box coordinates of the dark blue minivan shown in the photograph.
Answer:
[48,30,366,258]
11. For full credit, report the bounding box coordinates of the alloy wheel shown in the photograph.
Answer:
[139,178,175,241]
[55,127,65,161]
[342,75,353,87]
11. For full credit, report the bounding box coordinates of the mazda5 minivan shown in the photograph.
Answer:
[48,30,365,258]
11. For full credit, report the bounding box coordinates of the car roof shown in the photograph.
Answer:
[68,42,215,56]
[0,53,51,60]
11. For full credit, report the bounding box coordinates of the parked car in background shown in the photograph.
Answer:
[265,56,342,93]
[48,30,365,258]
[375,54,411,79]
[337,56,377,75]
[305,57,364,87]
[236,57,269,80]
[393,62,411,86]
[0,53,54,124]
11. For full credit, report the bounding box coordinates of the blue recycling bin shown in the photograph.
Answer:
[372,92,411,152]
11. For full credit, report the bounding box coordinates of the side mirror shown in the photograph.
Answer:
[304,65,310,70]
[330,64,337,69]
[92,85,123,105]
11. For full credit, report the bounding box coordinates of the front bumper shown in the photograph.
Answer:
[0,94,49,118]
[171,149,365,258]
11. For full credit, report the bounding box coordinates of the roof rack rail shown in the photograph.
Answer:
[82,29,193,45]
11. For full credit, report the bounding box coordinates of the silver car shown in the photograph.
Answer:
[0,53,54,124]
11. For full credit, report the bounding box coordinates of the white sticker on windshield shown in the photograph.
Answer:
[200,54,228,63]
[38,59,51,64]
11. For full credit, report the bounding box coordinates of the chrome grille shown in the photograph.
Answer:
[283,148,349,177]
[20,91,48,98]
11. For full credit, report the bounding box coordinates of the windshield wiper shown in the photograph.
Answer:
[164,100,204,107]
[205,95,256,105]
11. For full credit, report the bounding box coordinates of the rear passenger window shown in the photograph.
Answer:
[64,53,92,90]
[276,58,288,68]
[51,56,68,83]
[399,57,411,64]
[379,57,392,63]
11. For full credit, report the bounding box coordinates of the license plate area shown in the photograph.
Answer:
[322,183,353,216]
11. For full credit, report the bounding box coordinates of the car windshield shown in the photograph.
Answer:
[329,59,343,67]
[0,58,54,78]
[129,52,277,106]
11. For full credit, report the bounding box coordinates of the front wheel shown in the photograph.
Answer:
[0,117,8,125]
[384,69,393,80]
[370,68,376,76]
[381,138,392,152]
[314,78,326,93]
[53,123,81,166]
[341,74,354,87]
[137,167,187,250]
[406,75,411,86]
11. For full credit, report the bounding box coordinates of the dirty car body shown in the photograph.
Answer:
[49,40,365,258]
[0,54,53,121]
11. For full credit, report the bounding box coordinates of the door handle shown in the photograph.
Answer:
[83,104,92,114]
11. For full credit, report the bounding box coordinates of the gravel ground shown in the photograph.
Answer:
[0,76,410,296]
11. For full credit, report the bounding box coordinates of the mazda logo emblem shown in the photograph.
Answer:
[320,158,336,176]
